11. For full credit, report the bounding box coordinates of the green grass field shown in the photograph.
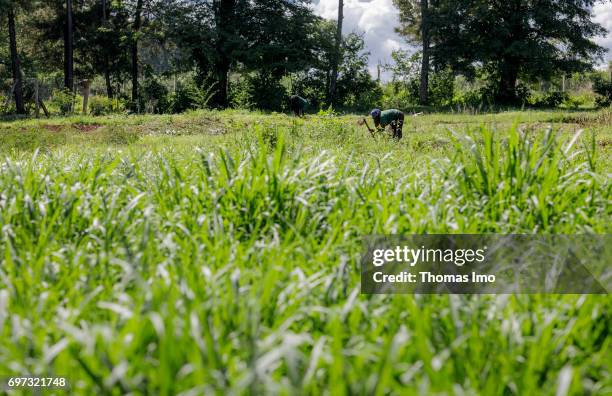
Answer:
[0,109,611,395]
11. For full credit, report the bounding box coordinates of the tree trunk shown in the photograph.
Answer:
[105,71,113,99]
[35,80,40,118]
[7,6,25,114]
[419,0,429,105]
[496,60,519,104]
[131,0,143,110]
[102,0,114,99]
[82,80,91,114]
[212,0,234,108]
[328,0,343,107]
[215,58,230,107]
[65,0,74,92]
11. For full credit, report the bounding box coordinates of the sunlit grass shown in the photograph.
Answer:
[0,110,610,394]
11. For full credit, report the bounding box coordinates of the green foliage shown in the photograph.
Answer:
[50,89,78,115]
[229,76,255,110]
[316,105,339,117]
[88,96,126,116]
[530,91,569,108]
[246,73,287,111]
[385,51,454,107]
[1,0,608,115]
[142,76,170,114]
[169,81,216,113]
[382,70,454,108]
[0,110,610,394]
[292,30,380,111]
[592,75,612,108]
[452,88,484,108]
[428,69,455,106]
[164,0,317,107]
[562,93,593,109]
[450,127,601,229]
[382,84,414,109]
[425,0,607,104]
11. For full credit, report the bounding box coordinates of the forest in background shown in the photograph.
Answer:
[0,0,611,117]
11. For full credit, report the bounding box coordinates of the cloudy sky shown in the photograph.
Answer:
[313,0,612,79]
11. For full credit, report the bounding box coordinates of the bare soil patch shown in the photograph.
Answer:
[73,123,103,132]
[42,124,63,132]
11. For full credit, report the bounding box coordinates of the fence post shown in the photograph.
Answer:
[82,79,91,115]
[562,74,565,92]
[35,79,40,118]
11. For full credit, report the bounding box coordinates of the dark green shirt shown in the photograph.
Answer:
[379,109,403,127]
[292,95,308,108]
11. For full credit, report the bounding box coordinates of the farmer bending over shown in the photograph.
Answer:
[289,95,308,117]
[369,108,404,139]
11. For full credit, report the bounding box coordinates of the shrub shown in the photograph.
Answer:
[428,69,455,107]
[248,73,287,111]
[530,91,569,108]
[563,93,592,109]
[452,89,482,108]
[88,95,126,116]
[514,83,532,105]
[592,76,612,108]
[170,81,216,113]
[341,82,383,112]
[50,89,78,115]
[142,77,170,114]
[229,77,255,110]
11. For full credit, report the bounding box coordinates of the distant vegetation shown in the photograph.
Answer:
[0,0,611,118]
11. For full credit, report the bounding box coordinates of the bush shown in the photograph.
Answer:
[169,83,198,113]
[229,77,255,110]
[428,69,455,107]
[142,77,170,114]
[88,96,126,116]
[381,71,454,109]
[340,81,383,111]
[592,76,612,108]
[563,93,592,109]
[170,81,216,113]
[515,83,532,105]
[530,91,569,108]
[453,88,478,108]
[248,73,287,111]
[50,89,78,115]
[290,71,327,110]
[382,86,416,110]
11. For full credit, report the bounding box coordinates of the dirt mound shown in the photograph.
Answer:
[73,123,102,132]
[42,124,63,132]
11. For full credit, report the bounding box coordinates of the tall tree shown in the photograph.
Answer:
[5,2,25,113]
[162,0,242,107]
[292,21,380,110]
[64,0,74,91]
[394,0,431,105]
[328,0,343,106]
[430,0,607,104]
[101,0,113,98]
[213,0,234,107]
[164,0,316,109]
[418,0,429,104]
[131,0,143,108]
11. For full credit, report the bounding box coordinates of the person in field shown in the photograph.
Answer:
[289,95,308,116]
[368,108,405,139]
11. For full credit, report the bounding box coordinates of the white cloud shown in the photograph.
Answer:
[313,0,409,79]
[313,0,612,76]
[593,2,612,67]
